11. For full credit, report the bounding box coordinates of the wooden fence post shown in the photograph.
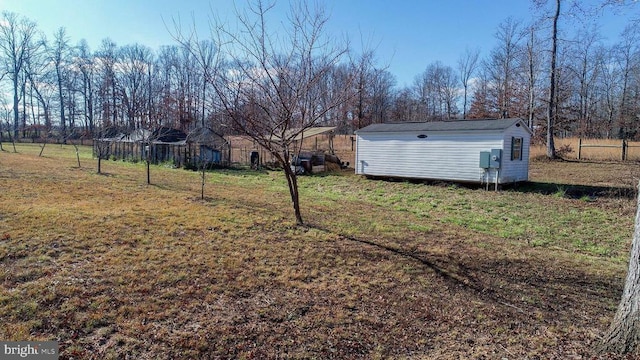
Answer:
[622,140,628,161]
[578,138,582,160]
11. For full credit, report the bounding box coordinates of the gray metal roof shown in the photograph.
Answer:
[355,118,529,133]
[290,126,336,141]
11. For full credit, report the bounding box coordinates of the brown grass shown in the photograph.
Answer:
[0,143,637,359]
[530,137,640,161]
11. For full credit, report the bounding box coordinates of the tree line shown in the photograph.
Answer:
[0,1,638,145]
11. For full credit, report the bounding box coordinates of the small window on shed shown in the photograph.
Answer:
[511,137,523,160]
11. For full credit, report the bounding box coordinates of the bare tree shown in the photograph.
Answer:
[532,0,564,156]
[179,0,352,224]
[522,24,543,129]
[76,39,95,134]
[93,125,115,174]
[467,67,498,119]
[369,69,396,124]
[118,43,154,130]
[342,43,391,129]
[23,35,52,131]
[50,27,70,141]
[391,86,419,122]
[601,0,640,25]
[414,62,459,120]
[95,38,119,127]
[24,52,55,156]
[155,45,180,128]
[437,64,459,119]
[0,12,40,139]
[457,47,480,119]
[413,67,433,120]
[413,64,437,120]
[596,46,619,138]
[486,18,525,119]
[565,26,603,137]
[612,25,640,139]
[191,39,216,128]
[353,51,375,129]
[545,0,560,158]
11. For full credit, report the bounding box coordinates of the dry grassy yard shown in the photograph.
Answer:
[0,143,638,359]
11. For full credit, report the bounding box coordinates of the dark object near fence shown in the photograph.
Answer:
[250,151,260,170]
[291,151,348,175]
[325,154,349,168]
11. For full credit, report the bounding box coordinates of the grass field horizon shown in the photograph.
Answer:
[1,143,638,358]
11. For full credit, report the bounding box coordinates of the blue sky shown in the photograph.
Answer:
[0,0,636,87]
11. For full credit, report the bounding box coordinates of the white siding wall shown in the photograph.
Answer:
[355,131,504,183]
[499,125,531,183]
[355,125,531,184]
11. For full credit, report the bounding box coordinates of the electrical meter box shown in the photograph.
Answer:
[479,151,491,169]
[490,149,502,168]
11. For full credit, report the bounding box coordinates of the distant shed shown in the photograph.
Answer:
[186,127,231,166]
[355,118,532,185]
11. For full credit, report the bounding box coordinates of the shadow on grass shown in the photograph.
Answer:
[311,225,513,308]
[308,223,622,324]
[512,181,636,200]
[183,166,271,176]
[363,175,636,200]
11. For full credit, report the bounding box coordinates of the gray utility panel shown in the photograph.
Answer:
[479,151,491,169]
[490,148,502,168]
[479,149,502,169]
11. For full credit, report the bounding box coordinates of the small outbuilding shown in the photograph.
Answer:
[186,127,231,166]
[355,118,532,185]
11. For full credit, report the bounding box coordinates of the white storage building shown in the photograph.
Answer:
[354,118,532,185]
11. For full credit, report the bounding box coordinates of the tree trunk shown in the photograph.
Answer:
[21,81,27,139]
[88,81,94,133]
[546,0,560,159]
[57,67,67,143]
[462,84,468,119]
[201,166,205,200]
[600,181,640,354]
[527,26,536,130]
[74,144,81,168]
[282,157,303,225]
[13,75,19,139]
